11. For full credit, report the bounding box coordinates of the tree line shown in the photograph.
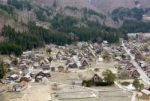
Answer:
[111,7,144,22]
[121,20,150,33]
[51,14,121,43]
[7,0,32,11]
[0,22,73,56]
[0,20,121,56]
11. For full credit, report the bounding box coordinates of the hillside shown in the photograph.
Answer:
[0,0,150,56]
[1,0,150,30]
[32,0,150,13]
[0,0,123,56]
[33,0,98,10]
[18,0,150,25]
[0,0,109,29]
[92,0,136,14]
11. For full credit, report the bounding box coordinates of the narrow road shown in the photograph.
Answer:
[122,40,150,84]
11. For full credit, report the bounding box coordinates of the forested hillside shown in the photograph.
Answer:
[0,0,150,56]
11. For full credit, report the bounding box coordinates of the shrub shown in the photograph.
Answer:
[95,81,114,86]
[121,81,130,86]
[82,80,94,87]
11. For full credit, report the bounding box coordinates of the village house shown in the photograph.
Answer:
[35,72,45,82]
[118,63,140,78]
[8,74,19,81]
[68,63,78,68]
[32,70,51,82]
[42,70,51,77]
[80,58,89,67]
[81,70,102,83]
[42,64,50,70]
[19,76,31,82]
[57,66,65,72]
[51,67,56,72]
[135,52,144,61]
[12,81,27,92]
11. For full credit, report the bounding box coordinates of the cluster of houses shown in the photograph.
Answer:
[125,40,150,77]
[1,42,106,92]
[106,39,150,79]
[48,42,104,70]
[1,50,51,92]
[118,62,140,79]
[99,44,137,79]
[113,39,150,100]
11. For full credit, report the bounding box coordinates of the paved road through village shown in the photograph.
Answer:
[122,40,150,85]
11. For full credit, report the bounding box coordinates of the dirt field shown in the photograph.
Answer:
[0,83,51,101]
[0,82,132,101]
